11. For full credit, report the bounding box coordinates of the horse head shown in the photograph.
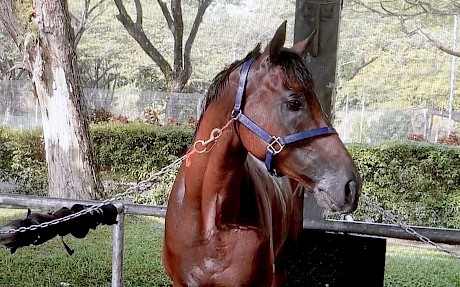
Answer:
[234,21,361,213]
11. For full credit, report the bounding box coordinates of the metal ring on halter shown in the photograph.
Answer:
[267,137,284,155]
[231,109,242,120]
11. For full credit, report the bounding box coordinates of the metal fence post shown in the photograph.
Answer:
[112,204,125,287]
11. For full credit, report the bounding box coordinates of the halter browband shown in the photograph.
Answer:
[231,57,336,175]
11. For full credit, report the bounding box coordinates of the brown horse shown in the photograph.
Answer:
[163,21,361,287]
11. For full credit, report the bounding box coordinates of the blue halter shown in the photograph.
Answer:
[231,57,336,175]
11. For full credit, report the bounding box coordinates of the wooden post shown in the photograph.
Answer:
[294,0,342,117]
[294,0,342,222]
[291,3,386,286]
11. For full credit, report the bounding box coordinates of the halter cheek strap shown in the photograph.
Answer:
[231,57,337,175]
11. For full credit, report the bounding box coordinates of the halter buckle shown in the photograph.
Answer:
[267,137,284,155]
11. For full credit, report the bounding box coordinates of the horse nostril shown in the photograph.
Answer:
[345,180,357,198]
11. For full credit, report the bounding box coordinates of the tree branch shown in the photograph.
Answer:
[73,0,90,48]
[95,74,118,89]
[398,18,460,57]
[352,0,459,17]
[0,0,25,49]
[416,28,460,57]
[0,1,33,74]
[379,0,425,18]
[345,56,379,81]
[349,0,388,17]
[114,0,173,82]
[183,0,212,86]
[88,0,106,15]
[73,0,107,48]
[157,0,174,32]
[404,0,459,16]
[351,0,460,57]
[90,61,117,88]
[134,0,143,24]
[172,0,184,81]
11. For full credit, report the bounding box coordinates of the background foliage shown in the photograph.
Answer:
[64,0,460,112]
[337,1,459,111]
[348,142,460,228]
[67,0,297,92]
[1,0,458,113]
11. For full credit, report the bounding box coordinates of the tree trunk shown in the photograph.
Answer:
[31,0,102,199]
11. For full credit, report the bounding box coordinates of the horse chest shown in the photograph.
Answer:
[178,227,274,286]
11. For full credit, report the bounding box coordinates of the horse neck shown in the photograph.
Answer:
[185,96,248,237]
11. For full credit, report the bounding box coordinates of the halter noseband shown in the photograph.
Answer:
[231,57,336,175]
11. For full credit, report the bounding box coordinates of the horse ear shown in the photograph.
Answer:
[290,29,317,57]
[267,21,287,63]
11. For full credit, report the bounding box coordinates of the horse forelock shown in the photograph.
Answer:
[276,49,315,94]
[194,45,261,136]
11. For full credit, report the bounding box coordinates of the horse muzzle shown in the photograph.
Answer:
[313,172,361,213]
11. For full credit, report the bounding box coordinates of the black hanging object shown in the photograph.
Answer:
[0,204,118,254]
[61,236,74,256]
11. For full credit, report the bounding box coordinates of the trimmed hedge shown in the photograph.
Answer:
[90,123,193,181]
[348,142,460,228]
[0,125,458,228]
[0,127,47,195]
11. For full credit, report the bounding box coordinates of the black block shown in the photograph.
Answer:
[286,230,386,287]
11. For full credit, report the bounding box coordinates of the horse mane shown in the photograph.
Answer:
[195,45,261,134]
[194,45,315,136]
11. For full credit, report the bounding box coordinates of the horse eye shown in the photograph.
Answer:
[287,99,302,111]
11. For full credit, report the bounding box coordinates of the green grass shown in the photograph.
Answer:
[1,209,459,286]
[385,244,460,287]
